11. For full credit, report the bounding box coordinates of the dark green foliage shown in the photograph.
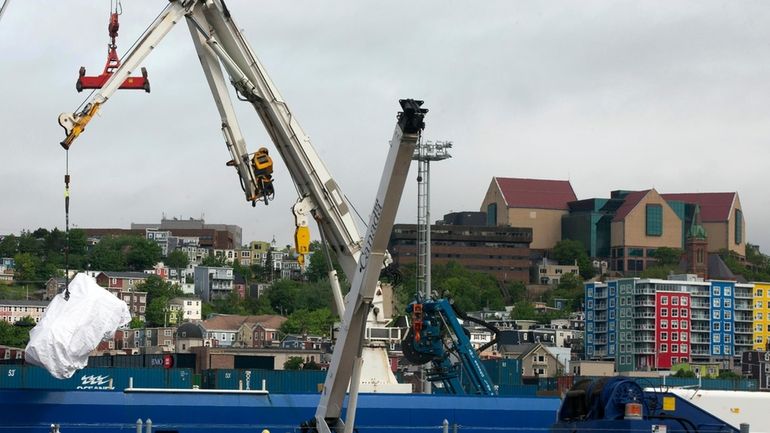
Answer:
[0,235,18,258]
[394,261,505,312]
[552,239,596,279]
[280,308,334,337]
[267,279,333,315]
[87,235,161,272]
[129,317,145,329]
[0,316,34,347]
[673,369,697,378]
[717,370,741,379]
[135,275,184,327]
[651,247,684,267]
[303,359,321,370]
[305,241,344,283]
[640,265,677,279]
[720,247,770,282]
[165,250,189,276]
[201,254,228,267]
[283,356,304,370]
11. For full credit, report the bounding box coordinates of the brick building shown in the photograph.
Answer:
[481,177,576,250]
[388,221,532,284]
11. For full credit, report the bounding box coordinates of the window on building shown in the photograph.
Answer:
[681,321,688,329]
[486,203,497,226]
[661,320,668,329]
[724,311,731,320]
[713,286,721,296]
[713,298,720,308]
[724,299,732,308]
[725,287,732,296]
[646,204,663,236]
[672,333,679,341]
[680,344,687,353]
[672,297,679,306]
[735,209,743,244]
[724,322,731,332]
[671,357,679,365]
[661,296,668,305]
[661,343,668,352]
[681,309,688,318]
[714,346,721,355]
[672,345,679,353]
[661,308,668,317]
[672,309,679,318]
[681,332,687,341]
[681,297,688,306]
[713,310,720,320]
[672,320,679,329]
[713,322,720,331]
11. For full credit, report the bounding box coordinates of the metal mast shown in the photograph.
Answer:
[413,140,452,300]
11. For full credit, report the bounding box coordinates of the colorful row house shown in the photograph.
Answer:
[586,276,756,371]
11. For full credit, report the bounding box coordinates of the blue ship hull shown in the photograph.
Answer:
[0,389,560,433]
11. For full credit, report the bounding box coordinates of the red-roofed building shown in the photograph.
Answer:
[610,189,682,273]
[661,192,745,257]
[481,177,577,250]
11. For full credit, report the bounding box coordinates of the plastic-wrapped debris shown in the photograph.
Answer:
[25,273,132,379]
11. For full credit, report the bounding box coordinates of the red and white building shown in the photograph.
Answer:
[656,291,692,368]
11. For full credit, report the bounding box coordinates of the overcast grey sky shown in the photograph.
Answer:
[2,1,770,251]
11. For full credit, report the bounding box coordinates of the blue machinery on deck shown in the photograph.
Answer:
[553,376,739,433]
[403,299,497,395]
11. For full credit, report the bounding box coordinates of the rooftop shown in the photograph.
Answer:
[660,192,737,222]
[494,177,576,211]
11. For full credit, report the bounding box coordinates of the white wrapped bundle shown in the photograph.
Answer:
[25,273,131,379]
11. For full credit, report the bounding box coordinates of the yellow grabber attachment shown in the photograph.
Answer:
[58,102,102,150]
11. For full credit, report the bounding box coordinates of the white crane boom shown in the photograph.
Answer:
[56,2,428,432]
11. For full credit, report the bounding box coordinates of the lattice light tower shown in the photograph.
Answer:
[413,140,452,300]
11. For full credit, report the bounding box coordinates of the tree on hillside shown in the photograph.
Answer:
[136,275,184,326]
[13,253,39,284]
[201,254,228,267]
[651,247,684,267]
[394,261,505,312]
[0,235,18,258]
[305,241,345,283]
[546,272,584,311]
[551,239,595,279]
[126,238,163,271]
[86,235,161,272]
[166,249,190,279]
[0,316,34,347]
[267,279,333,315]
[280,308,335,337]
[284,356,304,370]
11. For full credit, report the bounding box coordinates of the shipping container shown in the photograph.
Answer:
[112,355,145,369]
[87,355,113,368]
[496,384,538,396]
[202,369,327,393]
[0,365,24,388]
[481,359,521,385]
[0,366,194,391]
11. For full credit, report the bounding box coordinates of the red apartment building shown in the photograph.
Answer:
[656,291,692,369]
